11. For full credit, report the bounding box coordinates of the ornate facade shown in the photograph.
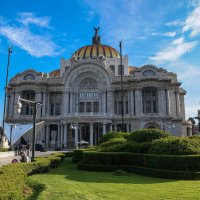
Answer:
[6,29,188,149]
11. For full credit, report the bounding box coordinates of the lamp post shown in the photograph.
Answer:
[8,124,16,149]
[70,123,80,148]
[119,40,125,132]
[14,96,42,161]
[1,48,12,146]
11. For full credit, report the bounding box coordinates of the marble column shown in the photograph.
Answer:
[62,92,69,116]
[58,125,61,147]
[46,124,49,148]
[75,127,78,147]
[114,124,117,132]
[166,89,171,115]
[60,124,63,148]
[135,89,142,116]
[175,92,180,116]
[64,123,67,148]
[109,124,112,132]
[90,123,94,146]
[103,123,106,135]
[42,92,46,117]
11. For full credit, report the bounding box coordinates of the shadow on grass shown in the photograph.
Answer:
[26,180,46,200]
[47,158,175,184]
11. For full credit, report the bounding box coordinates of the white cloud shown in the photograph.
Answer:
[0,26,59,57]
[163,32,176,37]
[0,13,61,57]
[182,6,200,37]
[165,19,183,27]
[17,12,50,27]
[149,37,197,62]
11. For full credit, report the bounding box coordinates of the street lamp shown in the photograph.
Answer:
[119,40,125,132]
[70,123,80,149]
[14,96,42,161]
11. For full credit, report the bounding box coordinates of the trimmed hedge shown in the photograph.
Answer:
[99,138,127,148]
[98,132,130,144]
[0,153,65,200]
[81,151,200,172]
[78,163,200,180]
[128,129,170,143]
[149,137,200,155]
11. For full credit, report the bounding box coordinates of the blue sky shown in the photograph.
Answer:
[0,0,200,130]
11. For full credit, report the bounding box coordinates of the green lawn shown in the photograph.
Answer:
[27,158,200,200]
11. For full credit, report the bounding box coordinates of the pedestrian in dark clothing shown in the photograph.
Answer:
[19,152,29,163]
[14,145,18,156]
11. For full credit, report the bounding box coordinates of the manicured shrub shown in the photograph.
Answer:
[99,141,150,153]
[99,138,127,148]
[149,137,200,155]
[81,151,200,172]
[72,149,84,163]
[0,153,65,200]
[128,129,170,143]
[98,132,130,144]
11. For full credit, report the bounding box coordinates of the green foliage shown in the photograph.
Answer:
[99,138,127,148]
[78,163,200,180]
[0,153,65,200]
[81,151,200,172]
[112,169,127,176]
[149,137,200,155]
[128,129,170,143]
[0,148,10,152]
[98,132,130,144]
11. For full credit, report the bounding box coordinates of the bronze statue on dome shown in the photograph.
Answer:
[94,27,100,36]
[92,27,101,44]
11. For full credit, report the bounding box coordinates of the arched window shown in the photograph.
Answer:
[24,74,36,80]
[142,87,158,113]
[142,70,156,77]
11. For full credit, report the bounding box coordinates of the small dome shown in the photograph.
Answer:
[49,69,60,78]
[71,27,120,59]
[72,44,120,59]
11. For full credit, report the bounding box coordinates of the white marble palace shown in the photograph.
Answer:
[6,28,189,149]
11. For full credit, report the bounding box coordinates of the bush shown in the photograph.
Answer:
[99,138,127,148]
[78,163,200,180]
[128,129,170,143]
[99,141,150,153]
[98,132,130,144]
[0,153,65,200]
[149,137,200,155]
[81,151,200,172]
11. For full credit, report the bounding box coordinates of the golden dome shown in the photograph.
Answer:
[71,27,120,59]
[49,69,60,78]
[72,44,120,59]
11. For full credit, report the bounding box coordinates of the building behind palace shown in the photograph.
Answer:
[5,28,190,149]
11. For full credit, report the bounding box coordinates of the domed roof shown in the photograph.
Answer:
[49,69,60,78]
[71,27,120,59]
[72,44,120,59]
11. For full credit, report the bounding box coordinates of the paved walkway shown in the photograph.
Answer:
[0,151,60,167]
